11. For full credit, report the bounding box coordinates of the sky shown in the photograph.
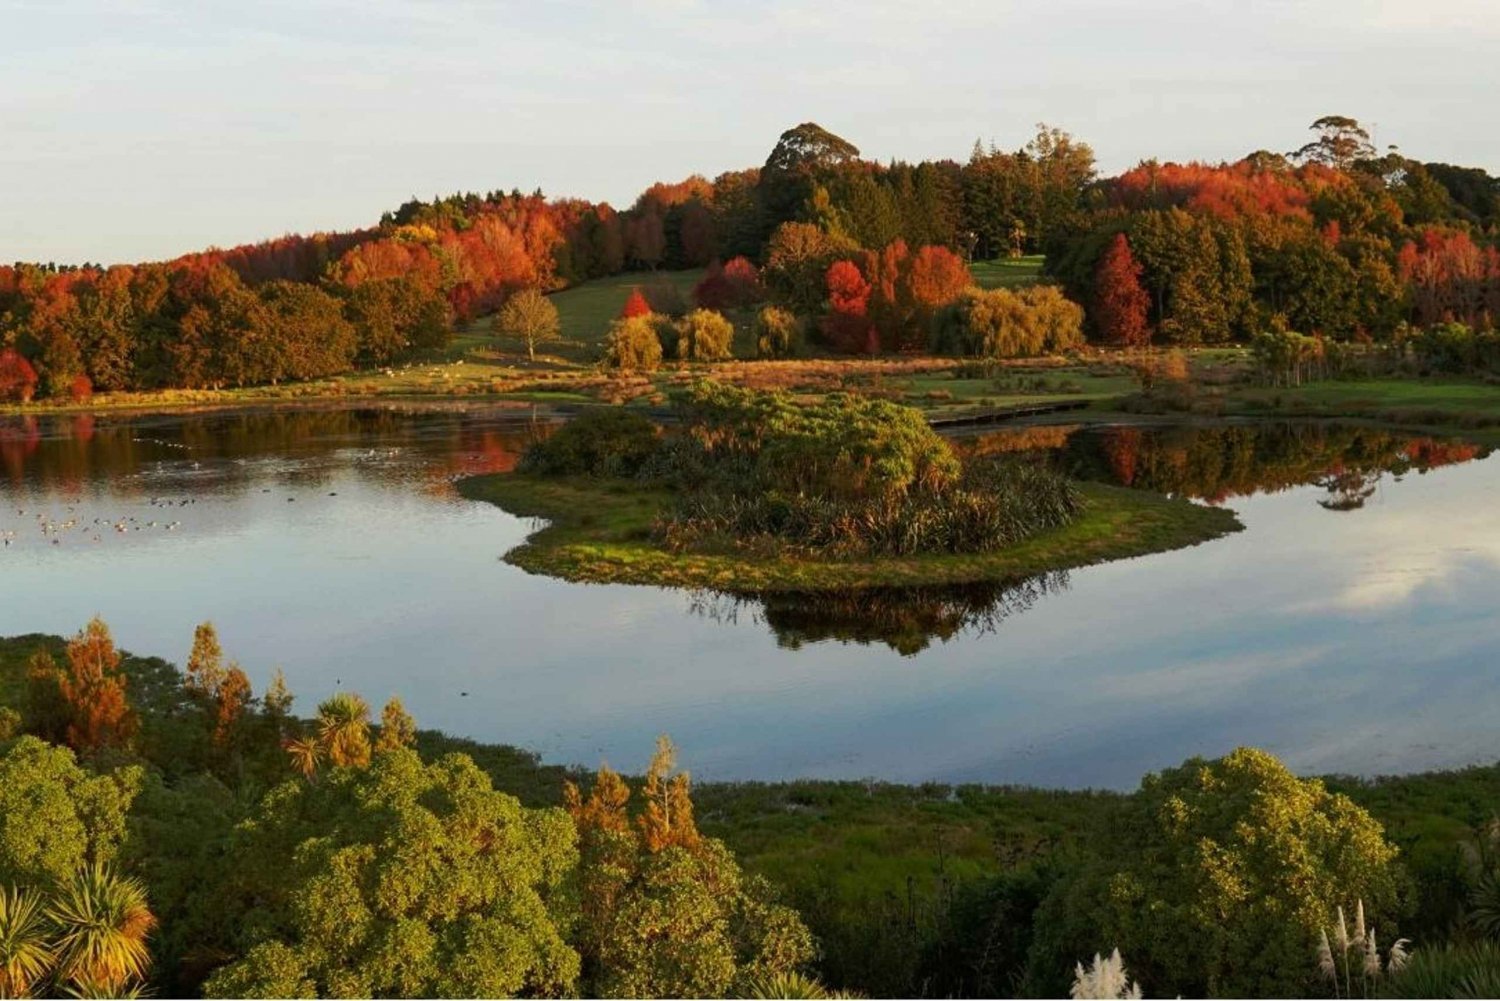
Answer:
[3,0,1496,265]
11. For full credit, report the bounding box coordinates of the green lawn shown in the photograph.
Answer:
[968,255,1045,289]
[547,268,705,345]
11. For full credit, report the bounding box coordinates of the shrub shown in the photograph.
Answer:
[1025,747,1401,999]
[935,285,1085,358]
[1408,322,1500,374]
[654,384,1080,557]
[518,409,660,478]
[68,373,93,402]
[1379,942,1500,999]
[672,309,735,362]
[642,278,689,318]
[601,315,665,371]
[754,306,803,359]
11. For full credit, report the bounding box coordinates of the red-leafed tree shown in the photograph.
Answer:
[692,261,734,310]
[821,259,876,354]
[0,349,38,402]
[1093,233,1152,346]
[721,256,765,307]
[620,288,652,319]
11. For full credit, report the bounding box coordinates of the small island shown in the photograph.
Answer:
[458,385,1240,592]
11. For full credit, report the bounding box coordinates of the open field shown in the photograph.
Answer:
[967,255,1045,289]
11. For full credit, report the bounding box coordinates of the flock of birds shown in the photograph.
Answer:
[5,499,193,546]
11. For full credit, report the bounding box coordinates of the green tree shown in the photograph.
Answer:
[1292,115,1375,169]
[203,748,579,998]
[492,288,561,361]
[1026,747,1400,998]
[0,737,143,888]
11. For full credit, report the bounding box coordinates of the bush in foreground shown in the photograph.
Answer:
[1024,748,1401,998]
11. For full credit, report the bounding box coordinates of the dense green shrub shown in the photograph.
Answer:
[935,285,1085,358]
[1407,322,1500,374]
[675,382,960,503]
[517,409,660,477]
[1024,747,1401,999]
[672,308,736,362]
[601,315,665,371]
[655,383,1079,556]
[754,305,804,359]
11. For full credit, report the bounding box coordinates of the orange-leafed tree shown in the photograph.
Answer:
[1093,233,1152,346]
[0,349,38,403]
[184,622,226,697]
[620,288,652,319]
[637,734,701,853]
[212,665,252,751]
[56,617,137,754]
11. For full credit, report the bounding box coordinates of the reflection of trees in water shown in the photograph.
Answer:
[966,422,1489,511]
[0,408,558,496]
[688,572,1070,656]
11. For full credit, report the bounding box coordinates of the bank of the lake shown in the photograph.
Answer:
[455,473,1241,592]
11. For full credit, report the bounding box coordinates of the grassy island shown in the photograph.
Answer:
[456,384,1241,592]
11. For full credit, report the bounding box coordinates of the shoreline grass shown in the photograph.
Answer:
[455,473,1242,592]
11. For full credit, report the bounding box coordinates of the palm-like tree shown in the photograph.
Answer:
[284,735,323,779]
[316,692,371,768]
[46,864,154,995]
[0,885,54,999]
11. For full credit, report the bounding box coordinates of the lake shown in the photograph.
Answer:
[2,406,1497,789]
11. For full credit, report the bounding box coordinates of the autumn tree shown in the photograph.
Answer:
[822,259,875,354]
[564,737,815,997]
[492,287,561,360]
[54,618,137,755]
[184,622,226,698]
[619,287,652,319]
[754,305,803,359]
[763,222,860,314]
[670,309,735,362]
[600,315,665,371]
[1092,233,1152,345]
[374,697,417,754]
[0,349,39,402]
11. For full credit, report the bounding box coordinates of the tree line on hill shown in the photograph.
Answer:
[3,115,1499,401]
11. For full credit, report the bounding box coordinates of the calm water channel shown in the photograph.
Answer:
[2,406,1496,788]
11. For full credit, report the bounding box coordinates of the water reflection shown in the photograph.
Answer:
[691,574,1070,656]
[962,421,1489,509]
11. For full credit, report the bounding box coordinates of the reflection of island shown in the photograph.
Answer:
[963,423,1489,512]
[690,572,1070,656]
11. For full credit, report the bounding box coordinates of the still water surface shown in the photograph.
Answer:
[2,408,1497,788]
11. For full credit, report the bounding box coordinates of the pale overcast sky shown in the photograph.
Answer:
[2,0,1494,264]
